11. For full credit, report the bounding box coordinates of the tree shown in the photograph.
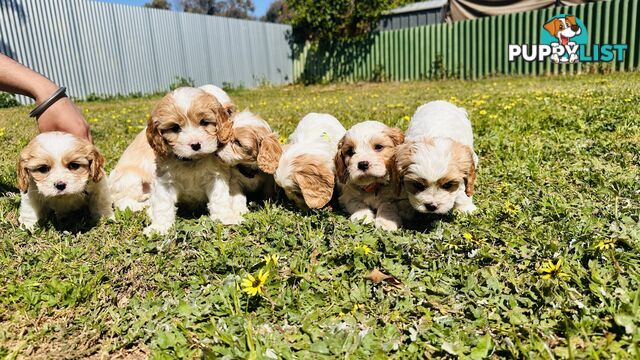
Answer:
[181,0,254,19]
[144,0,172,10]
[261,0,292,24]
[287,0,407,44]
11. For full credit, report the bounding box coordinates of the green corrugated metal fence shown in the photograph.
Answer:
[293,0,639,83]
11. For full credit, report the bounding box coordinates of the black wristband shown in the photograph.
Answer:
[29,87,67,118]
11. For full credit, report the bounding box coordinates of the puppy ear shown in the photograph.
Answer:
[225,104,237,117]
[146,117,169,157]
[90,147,106,183]
[453,143,476,197]
[544,18,561,36]
[464,155,476,197]
[214,107,233,145]
[385,127,405,146]
[566,15,576,26]
[16,155,29,192]
[392,143,415,195]
[257,133,282,174]
[334,138,348,184]
[293,159,334,209]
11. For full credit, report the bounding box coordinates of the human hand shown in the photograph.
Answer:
[36,96,92,143]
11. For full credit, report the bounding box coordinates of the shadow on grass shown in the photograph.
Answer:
[43,210,101,234]
[403,212,457,233]
[0,182,18,194]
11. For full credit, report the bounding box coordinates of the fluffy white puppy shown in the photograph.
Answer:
[274,113,345,209]
[17,132,113,229]
[143,86,243,235]
[395,100,478,214]
[335,121,409,231]
[109,85,235,212]
[217,109,282,202]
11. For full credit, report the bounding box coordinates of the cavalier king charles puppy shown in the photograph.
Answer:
[17,132,113,229]
[109,85,236,212]
[274,113,345,209]
[395,100,478,215]
[335,121,409,231]
[142,86,242,235]
[217,109,282,203]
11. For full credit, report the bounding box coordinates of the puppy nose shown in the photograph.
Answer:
[54,182,66,191]
[425,203,438,212]
[357,161,369,171]
[190,143,201,151]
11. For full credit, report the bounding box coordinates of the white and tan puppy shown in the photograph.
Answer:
[335,121,408,231]
[274,113,345,209]
[216,109,282,202]
[17,132,113,229]
[109,84,235,212]
[395,100,478,215]
[143,87,242,235]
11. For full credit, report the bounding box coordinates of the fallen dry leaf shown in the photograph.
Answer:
[365,268,402,288]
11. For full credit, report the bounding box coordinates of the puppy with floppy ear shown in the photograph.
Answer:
[109,84,236,212]
[335,121,411,231]
[274,113,346,209]
[17,132,113,230]
[143,87,242,236]
[395,100,478,215]
[217,109,282,204]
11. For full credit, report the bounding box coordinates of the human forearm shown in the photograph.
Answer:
[0,53,58,102]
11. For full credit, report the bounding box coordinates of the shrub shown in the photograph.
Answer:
[0,92,20,108]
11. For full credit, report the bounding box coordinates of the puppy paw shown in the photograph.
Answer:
[19,220,38,232]
[115,199,147,212]
[375,217,399,231]
[211,212,244,225]
[456,203,477,214]
[350,209,375,224]
[143,223,171,236]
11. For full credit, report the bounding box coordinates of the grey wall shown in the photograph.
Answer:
[379,8,445,30]
[0,0,292,103]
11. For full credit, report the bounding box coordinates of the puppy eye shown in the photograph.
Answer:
[374,144,384,152]
[441,181,456,190]
[345,148,355,157]
[35,165,50,174]
[200,119,212,126]
[68,162,81,170]
[412,181,426,191]
[164,124,181,133]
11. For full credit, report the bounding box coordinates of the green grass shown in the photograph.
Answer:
[1,73,639,359]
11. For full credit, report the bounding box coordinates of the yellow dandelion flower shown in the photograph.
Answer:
[278,135,288,145]
[479,110,487,115]
[263,254,279,266]
[594,239,616,251]
[489,114,498,119]
[538,258,570,280]
[503,105,513,110]
[504,201,520,215]
[402,115,410,122]
[624,98,632,102]
[241,269,269,296]
[463,232,473,241]
[355,243,372,255]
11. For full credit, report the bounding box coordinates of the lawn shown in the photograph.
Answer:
[1,73,639,359]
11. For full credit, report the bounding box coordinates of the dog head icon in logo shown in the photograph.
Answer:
[541,14,588,64]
